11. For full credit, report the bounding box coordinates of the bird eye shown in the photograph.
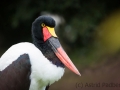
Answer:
[41,23,45,27]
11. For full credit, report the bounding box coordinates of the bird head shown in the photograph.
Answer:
[32,15,81,76]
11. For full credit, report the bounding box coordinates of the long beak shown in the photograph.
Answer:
[48,37,81,76]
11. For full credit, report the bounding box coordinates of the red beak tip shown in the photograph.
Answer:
[78,73,81,76]
[55,46,81,76]
[76,71,81,76]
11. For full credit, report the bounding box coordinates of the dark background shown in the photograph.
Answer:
[0,0,120,90]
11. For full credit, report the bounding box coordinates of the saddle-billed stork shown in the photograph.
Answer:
[0,15,81,90]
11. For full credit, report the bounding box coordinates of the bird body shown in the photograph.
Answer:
[0,15,80,90]
[0,42,64,90]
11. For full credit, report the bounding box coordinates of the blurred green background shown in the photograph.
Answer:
[0,0,120,90]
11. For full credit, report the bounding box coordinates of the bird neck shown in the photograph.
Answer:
[33,39,64,68]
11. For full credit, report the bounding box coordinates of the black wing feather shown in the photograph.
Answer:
[0,54,31,90]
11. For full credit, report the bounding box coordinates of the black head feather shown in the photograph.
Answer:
[32,15,55,44]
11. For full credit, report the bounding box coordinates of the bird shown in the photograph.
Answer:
[0,15,81,90]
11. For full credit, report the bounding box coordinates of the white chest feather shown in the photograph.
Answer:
[0,42,64,90]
